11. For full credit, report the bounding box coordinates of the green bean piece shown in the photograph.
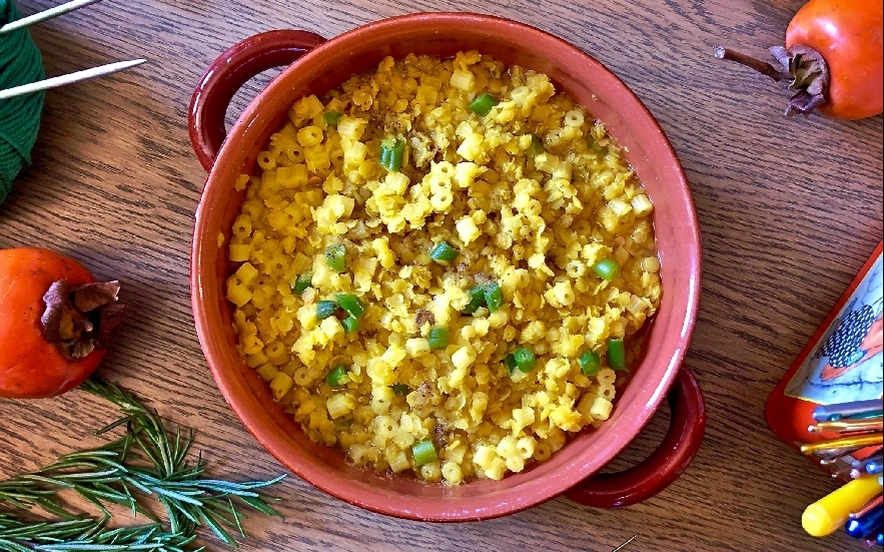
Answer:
[380,138,405,172]
[429,241,459,264]
[579,349,601,376]
[341,316,359,334]
[588,136,610,158]
[513,347,537,373]
[412,439,438,466]
[390,383,410,396]
[316,300,339,320]
[427,327,449,350]
[468,93,499,116]
[462,285,486,314]
[483,281,504,312]
[291,272,313,295]
[592,258,621,281]
[336,293,366,319]
[607,338,628,371]
[325,244,347,272]
[324,111,342,129]
[503,353,518,375]
[326,364,350,387]
[530,134,544,155]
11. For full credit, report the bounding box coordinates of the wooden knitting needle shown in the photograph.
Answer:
[0,0,105,34]
[612,535,637,552]
[0,58,146,100]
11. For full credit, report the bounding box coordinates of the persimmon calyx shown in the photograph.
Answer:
[714,44,830,117]
[40,280,126,360]
[769,45,829,116]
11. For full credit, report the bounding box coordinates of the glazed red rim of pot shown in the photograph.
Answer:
[189,12,704,521]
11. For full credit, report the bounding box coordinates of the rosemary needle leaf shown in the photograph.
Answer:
[77,490,113,519]
[151,488,203,507]
[200,504,242,538]
[56,450,121,462]
[95,415,136,436]
[156,495,189,536]
[227,498,245,539]
[197,510,236,547]
[130,435,164,477]
[50,469,122,481]
[236,495,284,518]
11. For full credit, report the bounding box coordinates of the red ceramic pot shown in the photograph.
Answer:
[188,12,705,521]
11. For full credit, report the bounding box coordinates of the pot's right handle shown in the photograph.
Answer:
[564,367,706,507]
[188,30,327,172]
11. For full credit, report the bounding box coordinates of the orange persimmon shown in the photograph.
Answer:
[716,0,883,119]
[0,248,124,399]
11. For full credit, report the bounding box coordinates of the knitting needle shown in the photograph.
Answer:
[812,400,883,423]
[611,535,637,552]
[0,0,105,34]
[816,447,860,465]
[0,58,146,101]
[801,434,884,454]
[853,452,884,477]
[849,494,883,520]
[809,417,884,434]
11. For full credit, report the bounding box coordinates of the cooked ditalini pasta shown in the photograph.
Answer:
[225,51,660,485]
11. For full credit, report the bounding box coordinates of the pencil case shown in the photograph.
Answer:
[766,241,883,543]
[766,240,882,463]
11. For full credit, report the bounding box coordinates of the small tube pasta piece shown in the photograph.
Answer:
[450,69,475,91]
[326,393,357,419]
[255,363,279,382]
[228,244,251,263]
[441,461,464,484]
[450,345,477,371]
[226,279,252,308]
[269,372,294,401]
[589,397,613,421]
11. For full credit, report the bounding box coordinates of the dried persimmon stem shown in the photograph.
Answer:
[714,46,791,82]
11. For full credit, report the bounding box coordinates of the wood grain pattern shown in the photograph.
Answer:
[1,1,881,550]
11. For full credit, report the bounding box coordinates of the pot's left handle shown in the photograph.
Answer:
[188,30,327,172]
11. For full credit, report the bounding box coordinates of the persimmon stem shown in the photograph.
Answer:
[714,46,791,82]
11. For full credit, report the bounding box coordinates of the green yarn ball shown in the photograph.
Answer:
[0,0,45,204]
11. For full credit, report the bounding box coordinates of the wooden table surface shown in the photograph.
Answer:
[2,1,882,551]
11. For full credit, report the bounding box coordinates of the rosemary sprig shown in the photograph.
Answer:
[0,377,286,550]
[0,515,199,552]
